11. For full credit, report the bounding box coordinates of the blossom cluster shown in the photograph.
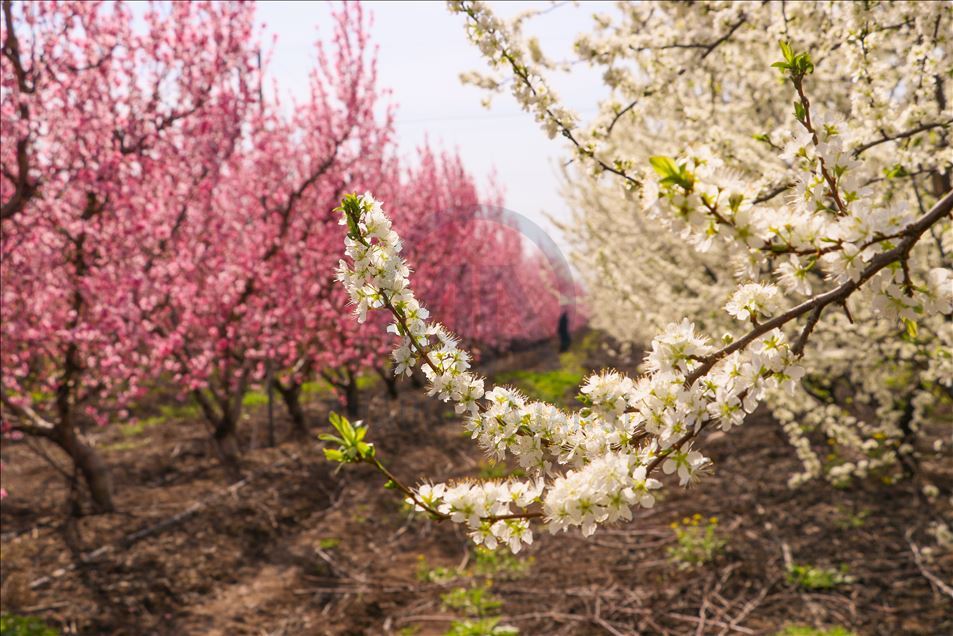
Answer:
[453,0,952,488]
[0,2,570,511]
[336,192,813,550]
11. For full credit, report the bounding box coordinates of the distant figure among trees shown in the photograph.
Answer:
[557,309,571,353]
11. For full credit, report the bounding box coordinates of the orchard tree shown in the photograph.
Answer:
[320,0,951,552]
[391,147,566,351]
[273,143,570,425]
[147,2,390,468]
[0,0,258,511]
[461,1,953,488]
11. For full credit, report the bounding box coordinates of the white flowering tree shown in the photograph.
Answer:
[465,0,953,488]
[321,0,952,552]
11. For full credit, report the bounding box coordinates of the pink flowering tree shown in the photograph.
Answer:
[394,147,573,353]
[322,2,951,552]
[267,146,494,424]
[0,0,258,511]
[143,3,393,468]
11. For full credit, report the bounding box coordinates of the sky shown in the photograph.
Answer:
[256,1,616,256]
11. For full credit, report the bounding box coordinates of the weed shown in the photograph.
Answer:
[445,617,518,636]
[774,626,856,636]
[158,402,201,420]
[242,390,269,407]
[494,368,583,404]
[786,563,855,590]
[833,506,870,530]
[667,514,726,569]
[119,415,164,438]
[0,614,59,636]
[416,555,459,584]
[301,380,331,395]
[441,583,502,617]
[471,546,533,580]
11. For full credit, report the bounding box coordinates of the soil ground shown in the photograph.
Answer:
[1,335,951,635]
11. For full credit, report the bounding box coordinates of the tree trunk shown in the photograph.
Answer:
[343,373,360,419]
[557,310,572,353]
[212,416,242,478]
[266,362,276,447]
[896,392,920,478]
[275,380,308,437]
[375,366,398,400]
[54,425,115,513]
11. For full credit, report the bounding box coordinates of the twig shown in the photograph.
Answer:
[720,584,771,635]
[669,612,756,634]
[907,531,953,600]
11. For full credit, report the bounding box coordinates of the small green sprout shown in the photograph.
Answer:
[772,40,814,79]
[649,156,694,191]
[319,411,375,463]
[336,193,367,243]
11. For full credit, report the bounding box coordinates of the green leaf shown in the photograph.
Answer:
[779,40,794,63]
[649,156,679,179]
[329,411,356,442]
[793,101,806,122]
[884,164,908,179]
[338,193,364,240]
[903,319,918,339]
[649,156,693,190]
[323,448,345,462]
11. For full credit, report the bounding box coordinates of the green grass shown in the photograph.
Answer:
[558,348,586,374]
[356,373,378,390]
[786,563,854,590]
[493,368,583,404]
[242,390,270,408]
[103,414,166,452]
[833,507,870,530]
[441,584,502,617]
[317,537,340,550]
[668,514,726,569]
[774,627,856,636]
[444,618,518,636]
[158,402,201,420]
[470,546,533,580]
[118,415,164,438]
[0,614,58,636]
[301,380,332,395]
[416,555,459,584]
[492,340,589,405]
[299,373,377,395]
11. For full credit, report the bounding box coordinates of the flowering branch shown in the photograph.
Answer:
[316,7,953,550]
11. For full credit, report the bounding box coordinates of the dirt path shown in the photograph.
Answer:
[2,336,951,635]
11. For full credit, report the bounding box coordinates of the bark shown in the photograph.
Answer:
[274,380,308,437]
[53,426,115,513]
[212,416,242,477]
[192,388,244,478]
[375,366,399,399]
[343,375,360,419]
